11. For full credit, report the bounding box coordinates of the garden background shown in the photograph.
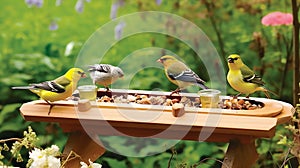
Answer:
[0,0,299,167]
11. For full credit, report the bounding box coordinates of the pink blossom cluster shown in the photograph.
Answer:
[261,11,293,26]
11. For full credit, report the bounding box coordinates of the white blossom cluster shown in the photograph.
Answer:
[80,159,102,168]
[28,145,61,168]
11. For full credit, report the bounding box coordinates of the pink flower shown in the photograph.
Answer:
[261,11,293,26]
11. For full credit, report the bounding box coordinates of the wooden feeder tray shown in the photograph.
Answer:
[18,89,294,168]
[88,89,283,117]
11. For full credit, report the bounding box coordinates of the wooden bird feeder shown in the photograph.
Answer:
[19,89,294,168]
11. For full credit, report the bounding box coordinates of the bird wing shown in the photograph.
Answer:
[30,75,72,93]
[88,64,112,73]
[167,69,205,84]
[240,65,265,86]
[30,81,66,93]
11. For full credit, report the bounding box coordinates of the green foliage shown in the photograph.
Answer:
[0,0,298,167]
[0,103,28,133]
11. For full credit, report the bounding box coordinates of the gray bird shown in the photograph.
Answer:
[88,64,124,91]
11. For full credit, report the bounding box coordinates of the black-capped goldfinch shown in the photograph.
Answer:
[12,68,86,114]
[88,64,124,91]
[157,55,209,94]
[227,54,274,98]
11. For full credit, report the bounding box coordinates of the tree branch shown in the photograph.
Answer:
[0,138,22,143]
[291,0,300,106]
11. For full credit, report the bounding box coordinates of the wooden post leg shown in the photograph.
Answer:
[62,131,106,168]
[222,139,258,168]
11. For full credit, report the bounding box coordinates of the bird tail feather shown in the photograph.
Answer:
[196,83,209,90]
[260,87,278,99]
[11,86,35,90]
[263,91,270,99]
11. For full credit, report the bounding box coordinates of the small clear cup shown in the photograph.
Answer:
[77,85,97,101]
[198,89,221,108]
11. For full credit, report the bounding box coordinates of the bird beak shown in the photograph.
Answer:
[228,58,234,63]
[156,59,162,63]
[81,72,87,78]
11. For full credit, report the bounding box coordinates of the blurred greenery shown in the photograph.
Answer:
[0,0,298,167]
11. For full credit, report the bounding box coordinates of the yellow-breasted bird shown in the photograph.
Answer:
[227,54,274,98]
[157,55,209,94]
[12,68,86,114]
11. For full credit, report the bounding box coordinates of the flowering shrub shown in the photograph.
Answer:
[27,145,61,168]
[0,126,102,168]
[1,126,38,165]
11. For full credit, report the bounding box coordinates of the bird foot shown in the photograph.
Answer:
[232,93,242,99]
[105,87,112,92]
[45,100,54,115]
[170,88,181,96]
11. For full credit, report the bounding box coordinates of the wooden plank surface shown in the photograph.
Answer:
[22,96,284,117]
[20,100,278,141]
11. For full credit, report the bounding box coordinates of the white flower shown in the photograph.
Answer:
[80,159,102,168]
[29,148,43,160]
[29,155,47,168]
[47,156,61,168]
[28,146,61,168]
[47,145,60,156]
[50,145,59,152]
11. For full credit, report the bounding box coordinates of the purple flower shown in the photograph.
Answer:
[75,0,84,13]
[35,0,43,8]
[156,0,162,5]
[110,3,118,19]
[110,0,125,19]
[114,21,126,40]
[25,0,43,8]
[25,0,34,6]
[49,21,58,31]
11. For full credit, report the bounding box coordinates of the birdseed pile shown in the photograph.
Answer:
[96,94,263,110]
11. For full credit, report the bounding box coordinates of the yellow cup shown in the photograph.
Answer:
[198,89,221,108]
[78,85,97,101]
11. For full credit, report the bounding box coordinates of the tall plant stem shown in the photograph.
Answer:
[202,0,227,67]
[291,0,299,106]
[279,35,293,98]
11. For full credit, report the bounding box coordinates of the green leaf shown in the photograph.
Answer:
[0,115,28,132]
[104,158,127,167]
[1,74,32,86]
[0,103,21,124]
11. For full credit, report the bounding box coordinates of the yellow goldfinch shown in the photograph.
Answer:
[227,54,274,98]
[88,64,124,91]
[157,55,209,94]
[12,68,86,114]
